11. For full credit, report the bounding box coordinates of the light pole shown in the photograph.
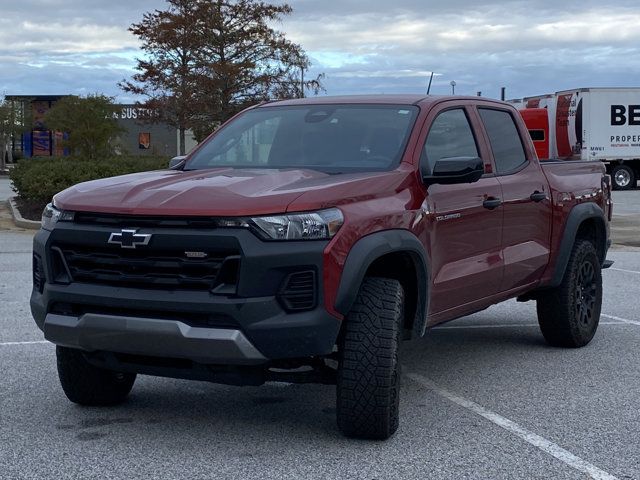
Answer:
[450,80,456,95]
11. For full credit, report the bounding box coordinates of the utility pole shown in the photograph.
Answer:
[300,66,305,99]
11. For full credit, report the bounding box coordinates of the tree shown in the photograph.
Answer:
[119,0,204,156]
[120,0,324,154]
[44,95,125,159]
[0,97,25,170]
[193,0,324,126]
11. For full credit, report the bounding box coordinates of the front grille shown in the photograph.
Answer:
[278,270,317,311]
[54,244,239,291]
[73,212,219,229]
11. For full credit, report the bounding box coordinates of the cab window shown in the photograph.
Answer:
[421,109,478,175]
[479,108,528,174]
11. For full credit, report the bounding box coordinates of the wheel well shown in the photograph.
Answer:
[576,218,606,264]
[365,252,419,334]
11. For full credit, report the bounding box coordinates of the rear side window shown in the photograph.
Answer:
[422,109,478,175]
[479,108,527,174]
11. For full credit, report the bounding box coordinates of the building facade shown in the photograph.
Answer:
[6,95,196,159]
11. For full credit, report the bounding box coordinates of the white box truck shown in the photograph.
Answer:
[511,87,640,189]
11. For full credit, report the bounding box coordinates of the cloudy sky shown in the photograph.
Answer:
[1,0,639,102]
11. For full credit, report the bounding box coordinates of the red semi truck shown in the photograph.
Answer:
[32,95,612,439]
[512,87,640,190]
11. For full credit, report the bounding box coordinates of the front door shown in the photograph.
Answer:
[420,107,504,315]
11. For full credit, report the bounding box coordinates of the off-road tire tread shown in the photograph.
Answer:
[537,240,602,348]
[336,277,404,440]
[56,346,136,406]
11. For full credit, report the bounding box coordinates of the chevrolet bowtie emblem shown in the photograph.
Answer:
[108,229,152,249]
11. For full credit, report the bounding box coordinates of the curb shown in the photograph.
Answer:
[7,197,41,230]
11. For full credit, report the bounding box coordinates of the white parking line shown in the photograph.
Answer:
[407,373,620,480]
[0,340,48,346]
[609,267,640,275]
[601,314,640,326]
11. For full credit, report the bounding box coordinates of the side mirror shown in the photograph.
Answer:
[169,156,186,169]
[423,156,485,186]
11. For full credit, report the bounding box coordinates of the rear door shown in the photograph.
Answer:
[477,107,552,291]
[420,105,504,315]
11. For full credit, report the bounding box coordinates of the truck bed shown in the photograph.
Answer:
[540,159,607,198]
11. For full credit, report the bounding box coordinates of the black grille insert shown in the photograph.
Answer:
[55,244,239,291]
[33,254,45,293]
[278,270,317,311]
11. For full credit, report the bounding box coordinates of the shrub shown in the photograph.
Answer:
[10,155,169,219]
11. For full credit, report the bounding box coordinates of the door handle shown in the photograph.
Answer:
[483,197,502,210]
[530,191,548,202]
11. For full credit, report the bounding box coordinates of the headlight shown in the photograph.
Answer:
[250,208,344,240]
[41,203,74,231]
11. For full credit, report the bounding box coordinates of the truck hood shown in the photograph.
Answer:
[53,168,408,217]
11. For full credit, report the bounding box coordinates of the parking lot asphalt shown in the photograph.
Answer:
[611,190,640,248]
[0,176,14,202]
[612,189,640,216]
[1,228,639,480]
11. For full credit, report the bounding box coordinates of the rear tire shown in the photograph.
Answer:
[536,240,602,348]
[611,164,635,190]
[56,346,136,406]
[336,277,404,440]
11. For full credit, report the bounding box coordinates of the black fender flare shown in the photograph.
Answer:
[335,229,430,337]
[550,202,608,287]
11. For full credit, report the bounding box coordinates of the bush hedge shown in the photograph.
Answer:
[10,155,170,219]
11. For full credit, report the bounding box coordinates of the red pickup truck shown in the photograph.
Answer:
[31,95,612,440]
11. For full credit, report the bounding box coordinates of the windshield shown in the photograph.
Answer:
[185,104,419,173]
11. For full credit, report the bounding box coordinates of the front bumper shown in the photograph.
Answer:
[43,313,267,365]
[31,224,341,364]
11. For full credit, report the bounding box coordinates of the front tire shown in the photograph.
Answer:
[56,346,136,406]
[536,240,602,347]
[336,277,404,440]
